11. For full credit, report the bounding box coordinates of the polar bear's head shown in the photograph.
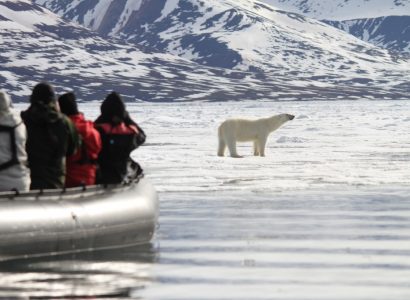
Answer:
[275,113,295,121]
[267,113,295,131]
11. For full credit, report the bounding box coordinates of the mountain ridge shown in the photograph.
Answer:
[32,0,409,72]
[0,0,409,102]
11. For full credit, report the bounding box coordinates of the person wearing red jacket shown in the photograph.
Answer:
[94,92,146,184]
[58,92,102,187]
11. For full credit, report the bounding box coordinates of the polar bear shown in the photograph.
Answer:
[217,113,295,158]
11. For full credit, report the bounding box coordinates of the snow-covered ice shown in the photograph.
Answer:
[119,99,410,193]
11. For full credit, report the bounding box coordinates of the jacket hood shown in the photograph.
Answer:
[58,92,79,116]
[0,91,11,115]
[100,92,126,123]
[0,91,23,127]
[30,82,56,105]
[21,101,63,125]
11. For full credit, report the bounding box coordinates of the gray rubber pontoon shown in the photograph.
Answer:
[0,177,158,261]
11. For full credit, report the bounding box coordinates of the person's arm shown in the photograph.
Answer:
[135,123,146,146]
[89,127,102,160]
[65,117,81,156]
[124,112,146,147]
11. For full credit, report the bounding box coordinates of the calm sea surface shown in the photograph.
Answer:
[2,100,409,299]
[1,190,410,299]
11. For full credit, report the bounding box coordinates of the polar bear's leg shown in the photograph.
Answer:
[217,126,226,156]
[257,136,268,157]
[253,141,260,156]
[217,138,226,156]
[227,139,242,158]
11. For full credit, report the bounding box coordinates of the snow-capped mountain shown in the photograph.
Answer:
[0,0,287,102]
[325,16,410,54]
[262,0,410,21]
[262,0,410,54]
[33,1,409,74]
[1,0,409,102]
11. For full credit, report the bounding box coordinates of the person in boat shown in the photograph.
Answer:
[21,83,80,190]
[0,91,31,192]
[58,92,102,188]
[94,92,146,184]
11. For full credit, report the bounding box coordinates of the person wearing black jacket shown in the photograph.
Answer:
[94,92,146,184]
[21,82,80,190]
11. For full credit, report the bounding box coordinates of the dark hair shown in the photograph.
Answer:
[100,92,126,122]
[30,82,56,104]
[58,92,79,116]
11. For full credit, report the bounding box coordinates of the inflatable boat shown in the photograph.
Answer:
[0,176,158,261]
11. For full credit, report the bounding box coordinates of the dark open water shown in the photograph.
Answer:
[1,189,410,300]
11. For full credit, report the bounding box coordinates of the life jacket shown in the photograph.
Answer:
[97,123,139,136]
[95,122,139,184]
[0,123,21,171]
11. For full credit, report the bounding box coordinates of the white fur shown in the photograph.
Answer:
[217,113,295,158]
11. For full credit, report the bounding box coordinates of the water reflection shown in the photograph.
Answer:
[0,243,158,299]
